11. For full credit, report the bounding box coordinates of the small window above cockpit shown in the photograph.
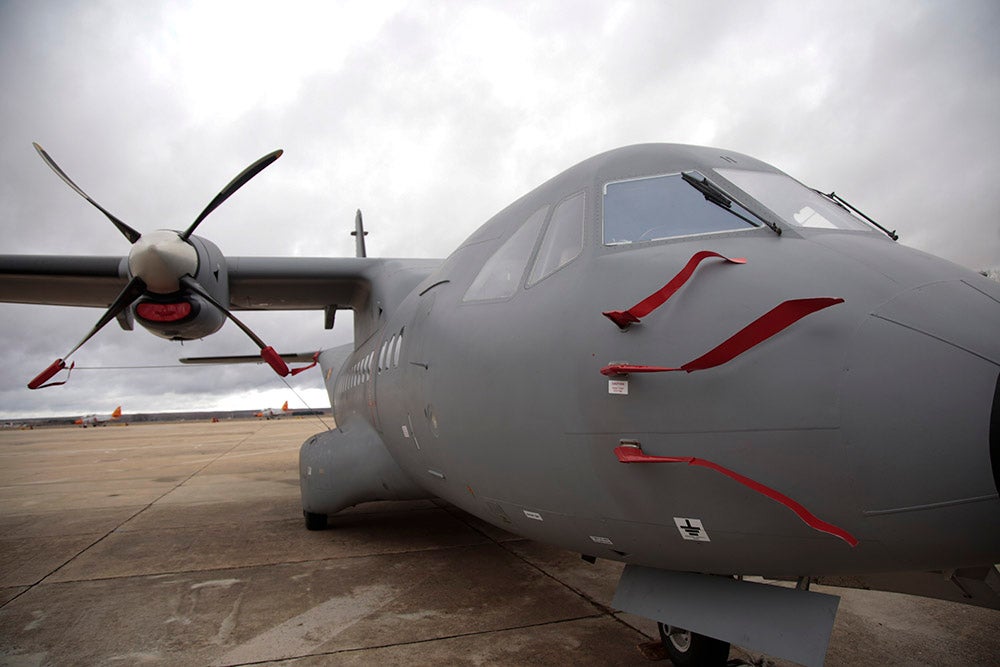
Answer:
[464,205,548,302]
[527,191,585,286]
[603,172,762,245]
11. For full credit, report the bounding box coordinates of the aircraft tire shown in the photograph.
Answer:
[657,623,729,667]
[303,511,327,531]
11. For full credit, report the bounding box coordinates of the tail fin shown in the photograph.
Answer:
[111,406,122,419]
[281,401,289,411]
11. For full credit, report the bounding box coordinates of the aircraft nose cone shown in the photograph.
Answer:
[842,278,1000,563]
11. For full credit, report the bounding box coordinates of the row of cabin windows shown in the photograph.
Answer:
[345,351,375,390]
[379,329,404,373]
[344,329,404,390]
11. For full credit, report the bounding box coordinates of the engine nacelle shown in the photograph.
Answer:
[133,292,227,340]
[131,234,230,341]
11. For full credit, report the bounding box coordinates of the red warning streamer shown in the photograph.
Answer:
[601,297,844,376]
[289,352,320,377]
[603,250,746,329]
[614,445,858,547]
[27,360,75,390]
[261,347,319,377]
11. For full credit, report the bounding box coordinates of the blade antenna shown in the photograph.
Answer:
[182,149,283,239]
[32,143,142,244]
[28,277,147,389]
[352,209,368,258]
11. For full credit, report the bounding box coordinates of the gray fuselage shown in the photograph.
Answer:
[324,144,1000,579]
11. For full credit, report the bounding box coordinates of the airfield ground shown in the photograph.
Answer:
[0,419,997,665]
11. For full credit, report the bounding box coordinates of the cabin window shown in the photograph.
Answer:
[463,206,548,301]
[715,168,872,232]
[392,329,403,367]
[603,173,760,245]
[527,191,585,286]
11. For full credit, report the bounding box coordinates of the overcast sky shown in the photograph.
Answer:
[1,0,997,418]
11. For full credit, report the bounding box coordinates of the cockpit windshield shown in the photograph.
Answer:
[603,172,762,245]
[715,168,874,233]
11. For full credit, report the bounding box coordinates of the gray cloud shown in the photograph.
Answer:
[1,0,998,417]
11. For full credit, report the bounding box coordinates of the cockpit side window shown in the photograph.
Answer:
[714,168,873,232]
[527,190,585,286]
[603,173,760,245]
[463,205,548,302]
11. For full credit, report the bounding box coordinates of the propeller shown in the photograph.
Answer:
[27,145,296,389]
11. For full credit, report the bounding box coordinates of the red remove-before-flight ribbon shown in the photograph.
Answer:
[289,352,320,376]
[261,348,319,377]
[27,359,75,389]
[601,297,845,376]
[614,444,858,547]
[603,250,746,330]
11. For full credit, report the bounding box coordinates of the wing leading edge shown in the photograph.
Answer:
[0,253,442,349]
[0,254,384,311]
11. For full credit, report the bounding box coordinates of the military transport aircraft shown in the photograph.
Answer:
[74,405,122,427]
[1,142,998,666]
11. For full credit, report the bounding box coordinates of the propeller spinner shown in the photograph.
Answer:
[27,146,298,389]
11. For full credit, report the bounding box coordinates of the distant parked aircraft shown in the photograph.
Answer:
[256,401,289,420]
[75,405,122,427]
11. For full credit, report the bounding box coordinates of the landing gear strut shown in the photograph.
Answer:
[303,511,327,531]
[657,623,730,666]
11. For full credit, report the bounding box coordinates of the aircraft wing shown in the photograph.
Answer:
[0,255,379,311]
[2,252,438,388]
[226,257,375,311]
[0,255,126,307]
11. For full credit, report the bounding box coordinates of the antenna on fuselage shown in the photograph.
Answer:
[351,209,368,258]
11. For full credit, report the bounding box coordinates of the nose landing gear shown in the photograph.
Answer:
[657,623,730,666]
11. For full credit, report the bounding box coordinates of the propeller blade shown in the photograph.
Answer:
[32,143,142,244]
[180,276,266,347]
[27,276,146,389]
[181,149,283,239]
[179,276,291,377]
[63,276,148,360]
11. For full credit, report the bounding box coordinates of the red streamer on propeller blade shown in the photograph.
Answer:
[261,346,290,377]
[28,359,74,390]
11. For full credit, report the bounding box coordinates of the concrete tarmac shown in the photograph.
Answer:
[1,419,997,666]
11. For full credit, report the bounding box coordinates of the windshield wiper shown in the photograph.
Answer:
[816,190,898,241]
[682,171,781,235]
